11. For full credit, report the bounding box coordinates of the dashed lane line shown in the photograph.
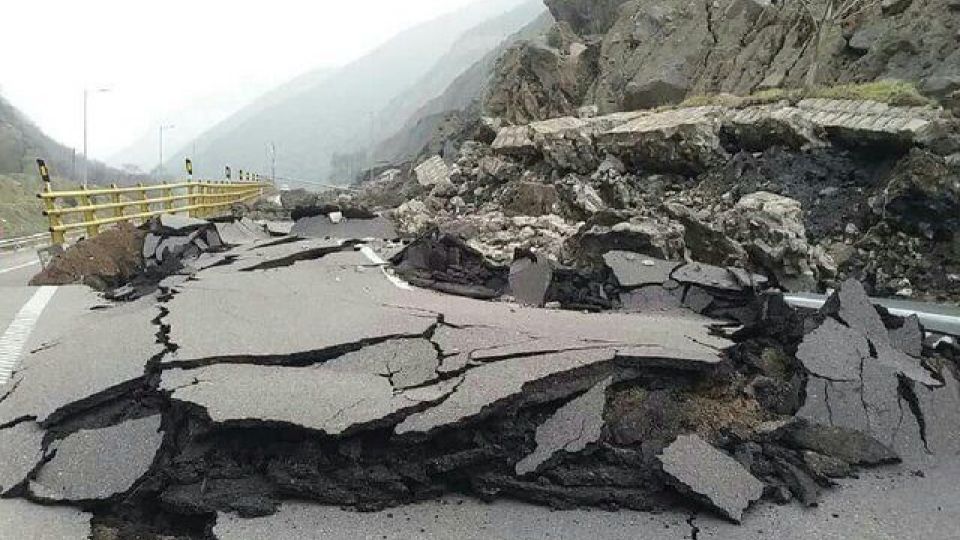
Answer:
[359,245,411,291]
[0,286,58,385]
[0,260,40,275]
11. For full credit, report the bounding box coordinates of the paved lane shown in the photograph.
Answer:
[0,250,41,287]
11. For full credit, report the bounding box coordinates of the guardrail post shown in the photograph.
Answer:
[162,181,173,213]
[41,183,65,246]
[79,185,99,238]
[137,183,150,224]
[186,182,196,217]
[110,184,124,221]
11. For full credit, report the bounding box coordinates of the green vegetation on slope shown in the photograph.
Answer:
[678,80,936,109]
[0,173,47,237]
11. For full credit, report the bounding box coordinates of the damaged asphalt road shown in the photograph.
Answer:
[0,226,959,539]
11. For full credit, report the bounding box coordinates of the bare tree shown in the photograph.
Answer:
[796,0,881,88]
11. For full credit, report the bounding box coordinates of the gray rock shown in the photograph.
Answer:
[603,251,680,288]
[156,236,192,263]
[0,421,44,495]
[516,376,612,475]
[659,434,765,523]
[30,415,163,502]
[414,156,453,188]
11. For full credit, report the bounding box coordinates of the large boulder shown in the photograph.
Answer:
[720,192,836,292]
[565,211,686,265]
[501,181,562,217]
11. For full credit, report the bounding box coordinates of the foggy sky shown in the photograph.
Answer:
[0,0,481,161]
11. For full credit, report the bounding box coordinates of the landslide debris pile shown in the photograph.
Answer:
[1,220,958,539]
[339,97,960,301]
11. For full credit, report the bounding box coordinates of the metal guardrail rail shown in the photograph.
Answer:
[37,180,269,245]
[0,233,49,252]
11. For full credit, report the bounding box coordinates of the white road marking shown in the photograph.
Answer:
[0,260,40,275]
[359,245,411,291]
[0,286,58,385]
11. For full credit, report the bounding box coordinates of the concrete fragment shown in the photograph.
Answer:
[156,236,192,262]
[659,434,765,523]
[30,415,163,502]
[161,364,457,435]
[796,318,870,381]
[0,421,44,495]
[515,376,612,475]
[603,251,679,288]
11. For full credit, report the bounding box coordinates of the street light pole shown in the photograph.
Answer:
[158,124,175,179]
[82,88,110,188]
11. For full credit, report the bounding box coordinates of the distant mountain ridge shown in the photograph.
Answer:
[164,0,539,185]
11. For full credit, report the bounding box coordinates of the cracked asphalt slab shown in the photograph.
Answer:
[2,231,959,538]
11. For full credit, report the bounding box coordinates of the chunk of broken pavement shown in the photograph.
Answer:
[161,364,458,435]
[396,348,617,436]
[603,251,679,288]
[658,434,764,523]
[509,254,554,307]
[29,415,163,502]
[515,376,611,475]
[0,421,45,495]
[780,421,900,466]
[796,318,870,381]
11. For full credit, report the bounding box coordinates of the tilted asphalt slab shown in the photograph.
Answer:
[0,286,161,426]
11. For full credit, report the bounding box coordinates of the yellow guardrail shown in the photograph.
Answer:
[37,180,269,245]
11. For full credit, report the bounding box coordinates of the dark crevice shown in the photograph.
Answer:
[687,512,701,540]
[239,241,362,272]
[897,375,931,453]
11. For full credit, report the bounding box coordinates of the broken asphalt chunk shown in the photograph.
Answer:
[0,421,44,495]
[658,434,764,523]
[29,414,163,502]
[797,318,870,381]
[322,338,440,390]
[0,290,162,426]
[603,251,679,288]
[396,348,617,436]
[509,253,554,307]
[161,364,459,435]
[780,421,900,466]
[515,376,612,475]
[290,215,397,241]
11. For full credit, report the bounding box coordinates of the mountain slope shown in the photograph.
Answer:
[167,0,533,184]
[373,2,550,165]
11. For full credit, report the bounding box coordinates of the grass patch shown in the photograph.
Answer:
[675,80,935,110]
[0,174,86,238]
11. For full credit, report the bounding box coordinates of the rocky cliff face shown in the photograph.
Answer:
[484,0,960,121]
